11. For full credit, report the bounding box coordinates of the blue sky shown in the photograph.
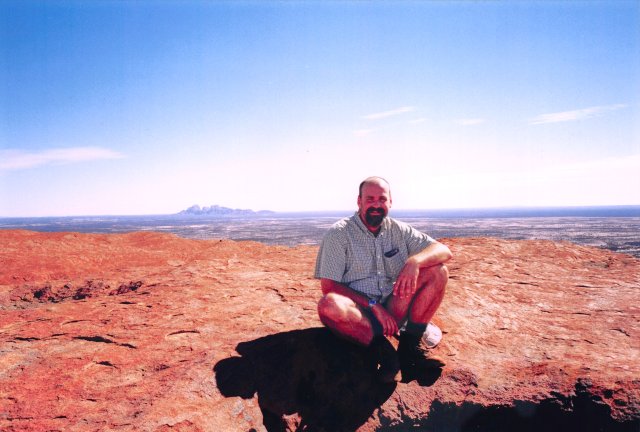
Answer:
[1,0,638,216]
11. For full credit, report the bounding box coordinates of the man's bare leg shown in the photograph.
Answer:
[317,292,375,345]
[317,292,401,382]
[384,264,448,375]
[386,264,449,327]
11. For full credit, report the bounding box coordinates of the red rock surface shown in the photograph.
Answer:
[0,230,638,431]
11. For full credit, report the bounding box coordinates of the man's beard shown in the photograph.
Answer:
[365,207,386,227]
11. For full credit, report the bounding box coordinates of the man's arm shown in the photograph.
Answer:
[393,241,452,298]
[320,278,399,336]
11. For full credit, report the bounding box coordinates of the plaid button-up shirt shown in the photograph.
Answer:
[314,212,435,302]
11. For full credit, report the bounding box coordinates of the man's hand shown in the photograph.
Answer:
[393,258,420,298]
[370,304,399,336]
[392,242,453,299]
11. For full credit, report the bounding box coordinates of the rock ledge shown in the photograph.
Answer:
[0,230,638,431]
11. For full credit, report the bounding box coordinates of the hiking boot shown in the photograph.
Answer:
[397,332,446,371]
[370,337,401,383]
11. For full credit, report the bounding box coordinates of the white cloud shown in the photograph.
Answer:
[529,104,627,125]
[353,128,375,137]
[456,118,485,126]
[558,153,640,179]
[399,153,640,209]
[0,147,125,171]
[362,106,415,121]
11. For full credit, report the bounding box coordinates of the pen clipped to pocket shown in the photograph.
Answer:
[384,247,399,258]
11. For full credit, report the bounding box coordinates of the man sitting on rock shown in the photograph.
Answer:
[315,176,452,383]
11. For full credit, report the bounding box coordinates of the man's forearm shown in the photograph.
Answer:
[320,278,371,309]
[407,241,452,269]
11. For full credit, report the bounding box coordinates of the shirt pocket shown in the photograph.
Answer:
[383,245,407,279]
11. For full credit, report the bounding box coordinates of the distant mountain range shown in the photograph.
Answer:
[177,205,275,217]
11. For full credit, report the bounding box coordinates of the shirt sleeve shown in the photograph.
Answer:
[404,224,435,256]
[314,227,347,281]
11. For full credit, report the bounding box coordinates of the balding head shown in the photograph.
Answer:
[358,176,391,198]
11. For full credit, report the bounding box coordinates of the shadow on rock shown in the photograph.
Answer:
[214,327,396,431]
[399,363,442,387]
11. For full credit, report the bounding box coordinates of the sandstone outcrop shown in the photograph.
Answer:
[0,230,638,431]
[178,204,274,217]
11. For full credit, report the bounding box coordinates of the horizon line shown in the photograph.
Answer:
[2,204,640,219]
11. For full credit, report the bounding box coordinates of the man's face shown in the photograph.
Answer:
[357,182,392,230]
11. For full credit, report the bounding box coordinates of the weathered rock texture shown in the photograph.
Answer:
[0,230,638,431]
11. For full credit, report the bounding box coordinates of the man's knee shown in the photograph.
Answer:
[420,264,449,285]
[419,264,449,292]
[437,264,449,285]
[317,292,349,320]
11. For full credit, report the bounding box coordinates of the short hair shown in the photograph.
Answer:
[358,176,390,197]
